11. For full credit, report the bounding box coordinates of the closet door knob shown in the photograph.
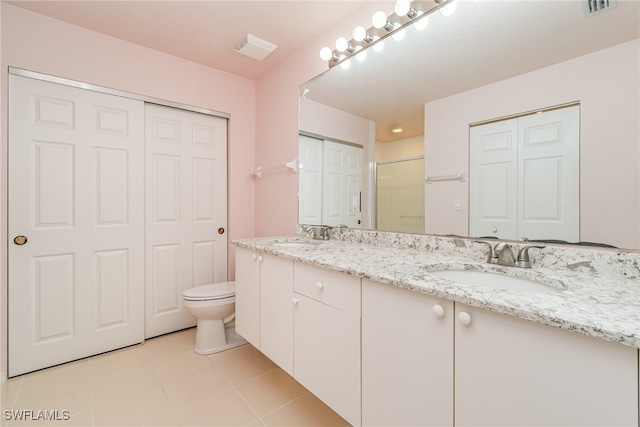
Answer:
[13,235,28,245]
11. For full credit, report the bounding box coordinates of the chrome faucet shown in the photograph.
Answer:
[301,225,332,240]
[477,241,545,268]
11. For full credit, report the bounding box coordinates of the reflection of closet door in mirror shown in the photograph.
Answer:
[470,105,579,241]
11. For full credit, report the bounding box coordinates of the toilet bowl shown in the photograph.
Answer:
[183,281,245,355]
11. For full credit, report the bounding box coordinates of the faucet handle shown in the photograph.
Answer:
[516,245,546,268]
[476,241,498,264]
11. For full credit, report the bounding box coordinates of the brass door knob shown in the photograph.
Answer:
[13,235,28,245]
[218,228,225,235]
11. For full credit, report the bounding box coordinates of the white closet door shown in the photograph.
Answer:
[322,141,362,228]
[469,120,518,239]
[145,104,228,338]
[8,75,145,376]
[298,135,323,224]
[517,106,579,241]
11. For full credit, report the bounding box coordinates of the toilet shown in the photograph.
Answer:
[182,281,246,355]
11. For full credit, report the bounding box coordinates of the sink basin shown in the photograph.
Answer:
[429,269,563,292]
[269,239,321,248]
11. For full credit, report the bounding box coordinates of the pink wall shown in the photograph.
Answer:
[0,3,256,378]
[424,39,640,249]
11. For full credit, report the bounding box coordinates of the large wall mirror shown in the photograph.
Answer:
[299,0,640,250]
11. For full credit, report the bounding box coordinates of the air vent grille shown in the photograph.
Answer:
[584,0,616,16]
[233,34,277,61]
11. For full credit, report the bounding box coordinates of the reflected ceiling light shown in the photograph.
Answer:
[413,14,429,30]
[437,0,458,16]
[392,127,404,133]
[391,24,406,41]
[372,10,395,32]
[339,57,352,69]
[355,46,367,61]
[394,0,418,19]
[353,26,374,43]
[372,38,384,52]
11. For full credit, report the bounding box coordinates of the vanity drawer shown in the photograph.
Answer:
[294,262,360,315]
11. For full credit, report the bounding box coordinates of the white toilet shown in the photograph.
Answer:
[182,281,245,355]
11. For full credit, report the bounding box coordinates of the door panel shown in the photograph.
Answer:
[8,75,145,377]
[145,104,228,338]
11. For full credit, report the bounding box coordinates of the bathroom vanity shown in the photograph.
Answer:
[233,230,640,427]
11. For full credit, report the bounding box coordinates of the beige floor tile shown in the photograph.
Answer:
[93,385,173,427]
[161,365,232,412]
[212,347,277,386]
[206,343,254,364]
[142,331,196,361]
[235,369,306,417]
[12,382,91,417]
[90,345,149,373]
[91,361,160,407]
[18,361,91,403]
[175,389,257,426]
[1,377,23,408]
[150,348,212,383]
[262,393,349,427]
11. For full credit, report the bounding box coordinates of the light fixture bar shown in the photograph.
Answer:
[319,0,456,68]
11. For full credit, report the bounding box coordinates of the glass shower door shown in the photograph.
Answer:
[376,157,425,233]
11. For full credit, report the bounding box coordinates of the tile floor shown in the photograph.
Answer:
[0,328,349,426]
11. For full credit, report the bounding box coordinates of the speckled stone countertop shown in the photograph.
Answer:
[233,230,640,349]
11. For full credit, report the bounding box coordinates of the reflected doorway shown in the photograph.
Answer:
[376,157,425,233]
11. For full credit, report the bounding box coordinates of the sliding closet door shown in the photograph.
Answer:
[8,75,145,376]
[145,104,228,338]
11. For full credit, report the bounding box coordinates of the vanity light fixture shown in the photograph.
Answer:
[319,0,456,67]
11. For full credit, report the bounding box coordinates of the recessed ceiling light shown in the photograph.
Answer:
[392,127,403,133]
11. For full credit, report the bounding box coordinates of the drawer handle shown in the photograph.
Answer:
[316,282,324,291]
[458,311,472,326]
[433,305,445,318]
[292,298,299,305]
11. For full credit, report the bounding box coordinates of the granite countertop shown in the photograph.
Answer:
[233,235,640,349]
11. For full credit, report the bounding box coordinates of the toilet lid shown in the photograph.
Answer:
[183,281,235,301]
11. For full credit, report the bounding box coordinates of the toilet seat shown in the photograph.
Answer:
[183,281,235,302]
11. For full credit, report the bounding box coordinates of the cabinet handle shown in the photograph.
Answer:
[292,298,299,305]
[433,304,445,318]
[252,253,257,260]
[316,281,324,291]
[257,255,263,263]
[458,311,472,326]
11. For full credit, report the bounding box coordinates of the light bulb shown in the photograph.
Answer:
[392,23,406,41]
[353,26,367,42]
[394,0,411,16]
[319,47,334,61]
[335,37,349,52]
[372,11,388,29]
[339,58,351,70]
[439,1,457,16]
[355,46,367,61]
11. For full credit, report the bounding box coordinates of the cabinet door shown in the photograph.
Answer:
[234,248,260,347]
[455,304,638,426]
[294,292,361,426]
[260,254,294,375]
[362,280,453,426]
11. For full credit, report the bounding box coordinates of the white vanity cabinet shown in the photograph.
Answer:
[235,247,261,346]
[454,303,638,427]
[361,280,638,427]
[362,279,454,426]
[235,247,294,374]
[293,262,361,426]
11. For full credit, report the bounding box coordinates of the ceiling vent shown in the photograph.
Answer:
[234,34,277,61]
[584,0,616,17]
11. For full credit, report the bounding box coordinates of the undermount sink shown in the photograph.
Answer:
[269,239,321,248]
[429,269,563,293]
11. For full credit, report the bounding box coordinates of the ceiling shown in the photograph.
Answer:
[6,0,370,80]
